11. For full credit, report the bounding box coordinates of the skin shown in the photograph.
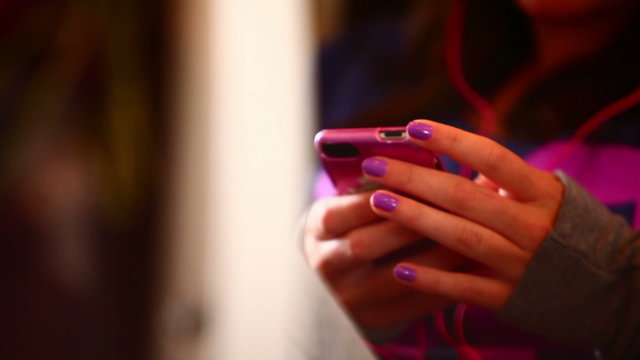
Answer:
[305,0,636,330]
[304,120,563,329]
[304,191,465,329]
[367,120,563,311]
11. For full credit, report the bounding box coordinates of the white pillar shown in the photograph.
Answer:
[156,1,375,358]
[206,0,315,358]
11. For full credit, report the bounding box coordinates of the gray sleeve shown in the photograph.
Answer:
[497,171,640,359]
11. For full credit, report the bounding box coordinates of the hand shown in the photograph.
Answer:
[361,120,564,311]
[303,191,465,329]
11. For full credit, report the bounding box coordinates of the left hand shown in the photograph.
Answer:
[362,119,564,311]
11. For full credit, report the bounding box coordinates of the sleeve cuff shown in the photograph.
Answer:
[497,171,630,348]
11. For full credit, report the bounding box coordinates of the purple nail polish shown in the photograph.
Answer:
[372,192,399,212]
[394,265,416,282]
[362,158,388,177]
[407,121,433,140]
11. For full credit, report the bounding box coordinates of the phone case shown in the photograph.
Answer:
[315,127,442,194]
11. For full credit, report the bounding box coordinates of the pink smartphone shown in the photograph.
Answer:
[315,127,443,195]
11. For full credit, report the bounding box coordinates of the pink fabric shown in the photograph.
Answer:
[528,141,640,229]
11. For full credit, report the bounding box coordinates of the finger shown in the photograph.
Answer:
[393,263,512,311]
[307,191,380,240]
[405,119,547,201]
[346,221,424,265]
[370,190,528,279]
[474,173,500,192]
[362,157,534,244]
[337,245,465,307]
[311,221,422,277]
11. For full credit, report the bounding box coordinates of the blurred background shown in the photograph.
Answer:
[0,0,168,359]
[0,0,412,359]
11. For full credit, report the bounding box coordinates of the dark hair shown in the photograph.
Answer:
[337,0,640,142]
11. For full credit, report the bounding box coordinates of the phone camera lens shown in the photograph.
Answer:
[321,143,360,158]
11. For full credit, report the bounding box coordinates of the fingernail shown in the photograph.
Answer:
[407,121,433,140]
[372,192,399,212]
[362,158,388,177]
[394,265,417,282]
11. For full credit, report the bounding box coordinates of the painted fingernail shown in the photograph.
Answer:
[372,192,399,212]
[394,265,417,282]
[407,121,433,140]
[362,158,388,177]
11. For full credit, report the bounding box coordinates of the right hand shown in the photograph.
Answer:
[303,191,466,330]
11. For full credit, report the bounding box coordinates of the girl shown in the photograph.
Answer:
[305,0,640,358]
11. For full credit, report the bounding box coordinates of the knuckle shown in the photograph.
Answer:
[423,271,443,293]
[307,242,340,277]
[319,203,342,238]
[303,228,323,266]
[525,214,554,246]
[348,233,369,262]
[455,225,484,253]
[481,140,508,174]
[450,180,477,212]
[446,129,463,151]
[498,200,519,222]
[396,164,418,189]
[507,253,529,282]
[539,172,564,204]
[402,204,426,229]
[306,198,329,230]
[451,280,484,303]
[302,234,316,262]
[308,251,330,275]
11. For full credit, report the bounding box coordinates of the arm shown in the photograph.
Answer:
[498,172,640,359]
[361,119,639,359]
